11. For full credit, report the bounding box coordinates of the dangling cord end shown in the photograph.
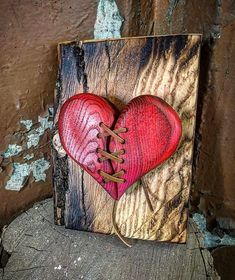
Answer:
[112,200,132,248]
[142,179,154,213]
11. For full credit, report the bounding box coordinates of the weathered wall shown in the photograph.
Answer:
[0,0,235,235]
[0,0,98,227]
[194,0,235,230]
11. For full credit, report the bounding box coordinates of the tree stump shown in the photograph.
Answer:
[1,199,219,280]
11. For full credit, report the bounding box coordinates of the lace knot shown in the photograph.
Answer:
[97,122,127,183]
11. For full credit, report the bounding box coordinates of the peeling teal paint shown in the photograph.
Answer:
[94,0,123,39]
[31,158,50,182]
[5,162,29,191]
[3,144,22,158]
[20,119,33,131]
[2,108,53,191]
[193,213,235,248]
[5,158,50,191]
[26,116,52,149]
[23,153,34,160]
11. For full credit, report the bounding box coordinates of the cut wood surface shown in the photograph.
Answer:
[1,199,219,280]
[53,35,201,242]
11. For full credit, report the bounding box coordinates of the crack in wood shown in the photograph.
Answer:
[74,43,89,92]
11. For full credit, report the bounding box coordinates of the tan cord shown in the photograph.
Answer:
[97,122,127,183]
[98,149,125,162]
[97,122,154,247]
[112,200,132,248]
[97,122,131,247]
[103,170,125,183]
[97,148,124,163]
[98,123,127,143]
[99,170,125,183]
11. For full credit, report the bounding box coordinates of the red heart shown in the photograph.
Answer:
[58,93,182,200]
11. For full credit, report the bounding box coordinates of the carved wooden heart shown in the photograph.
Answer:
[58,93,182,200]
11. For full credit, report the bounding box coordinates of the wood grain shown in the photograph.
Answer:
[1,199,220,280]
[111,94,182,199]
[58,93,118,199]
[53,35,201,242]
[58,94,181,200]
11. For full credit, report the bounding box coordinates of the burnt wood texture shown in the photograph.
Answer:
[53,35,201,242]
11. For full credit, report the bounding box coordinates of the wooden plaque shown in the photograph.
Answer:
[53,35,201,243]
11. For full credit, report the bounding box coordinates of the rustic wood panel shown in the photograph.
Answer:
[53,35,201,242]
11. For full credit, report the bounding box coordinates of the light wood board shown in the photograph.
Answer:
[53,35,201,242]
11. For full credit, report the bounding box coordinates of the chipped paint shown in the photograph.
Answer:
[31,158,50,182]
[3,144,22,158]
[5,163,29,191]
[23,153,34,160]
[94,0,123,39]
[193,213,235,248]
[1,108,53,191]
[26,116,52,149]
[20,119,33,131]
[5,158,50,191]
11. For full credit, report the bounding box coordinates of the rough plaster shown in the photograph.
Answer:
[0,0,97,227]
[194,0,235,229]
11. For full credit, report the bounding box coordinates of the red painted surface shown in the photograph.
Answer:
[111,95,182,199]
[58,93,118,198]
[59,93,182,200]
